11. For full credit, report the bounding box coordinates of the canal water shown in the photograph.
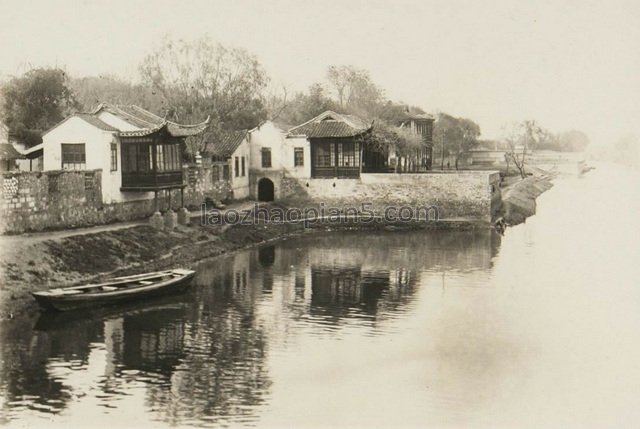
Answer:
[1,163,639,428]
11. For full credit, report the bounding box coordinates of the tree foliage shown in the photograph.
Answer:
[326,65,384,119]
[71,75,164,113]
[433,113,481,169]
[139,36,269,155]
[0,68,78,146]
[268,83,338,128]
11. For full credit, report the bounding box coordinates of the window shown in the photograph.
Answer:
[61,144,86,170]
[223,164,230,180]
[261,148,271,168]
[235,156,239,177]
[110,143,118,171]
[314,143,335,167]
[294,148,304,167]
[241,156,246,176]
[211,165,220,182]
[157,145,165,171]
[155,145,181,171]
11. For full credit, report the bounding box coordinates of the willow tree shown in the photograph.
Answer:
[139,36,269,158]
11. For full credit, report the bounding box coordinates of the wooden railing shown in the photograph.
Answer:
[121,171,184,191]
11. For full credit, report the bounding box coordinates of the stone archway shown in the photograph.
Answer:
[257,178,275,202]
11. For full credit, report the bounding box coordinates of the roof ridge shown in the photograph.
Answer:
[289,110,340,133]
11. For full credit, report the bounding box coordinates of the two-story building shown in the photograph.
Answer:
[24,103,209,206]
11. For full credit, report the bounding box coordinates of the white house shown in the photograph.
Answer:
[247,120,312,200]
[203,130,251,199]
[24,103,208,205]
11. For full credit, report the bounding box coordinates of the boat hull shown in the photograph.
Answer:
[32,271,196,312]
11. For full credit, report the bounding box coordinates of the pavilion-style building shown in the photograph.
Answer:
[25,103,209,208]
[287,111,372,178]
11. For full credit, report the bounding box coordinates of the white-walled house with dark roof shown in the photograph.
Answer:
[202,130,251,199]
[24,103,209,205]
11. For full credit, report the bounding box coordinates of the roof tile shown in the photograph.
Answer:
[203,131,248,157]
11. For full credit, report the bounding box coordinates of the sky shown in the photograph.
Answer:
[0,0,638,144]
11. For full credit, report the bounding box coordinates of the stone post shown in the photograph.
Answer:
[163,209,177,230]
[149,211,164,230]
[177,207,190,225]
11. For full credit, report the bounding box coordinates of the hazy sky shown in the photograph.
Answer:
[1,0,638,143]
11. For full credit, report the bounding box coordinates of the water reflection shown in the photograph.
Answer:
[0,228,500,427]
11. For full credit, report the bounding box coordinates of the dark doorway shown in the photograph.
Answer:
[257,178,274,202]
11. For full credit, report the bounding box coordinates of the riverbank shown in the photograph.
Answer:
[0,208,486,320]
[499,167,555,225]
[0,166,561,320]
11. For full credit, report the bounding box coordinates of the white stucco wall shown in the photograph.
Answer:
[230,139,250,199]
[282,136,311,178]
[248,121,286,171]
[42,116,153,204]
[247,121,312,179]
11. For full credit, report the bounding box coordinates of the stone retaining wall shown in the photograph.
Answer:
[1,164,233,234]
[284,171,501,222]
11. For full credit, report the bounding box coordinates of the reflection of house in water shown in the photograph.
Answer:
[310,265,418,319]
[118,307,187,374]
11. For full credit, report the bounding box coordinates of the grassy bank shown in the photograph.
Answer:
[0,208,487,320]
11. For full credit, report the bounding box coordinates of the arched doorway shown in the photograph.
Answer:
[257,178,274,202]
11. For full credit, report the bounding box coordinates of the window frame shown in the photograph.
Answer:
[261,148,272,168]
[61,143,86,170]
[294,147,304,167]
[110,143,118,171]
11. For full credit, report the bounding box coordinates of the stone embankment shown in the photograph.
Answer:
[499,170,555,226]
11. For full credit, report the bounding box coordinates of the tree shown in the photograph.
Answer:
[502,120,545,178]
[70,75,165,113]
[433,113,481,169]
[139,36,269,157]
[326,65,384,119]
[0,68,78,146]
[267,83,339,127]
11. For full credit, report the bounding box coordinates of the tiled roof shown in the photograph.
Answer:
[203,130,248,157]
[288,111,372,138]
[119,122,166,137]
[94,103,164,128]
[75,114,120,132]
[92,102,209,138]
[402,112,434,121]
[0,143,24,160]
[167,121,210,137]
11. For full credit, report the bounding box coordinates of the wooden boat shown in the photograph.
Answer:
[32,268,196,312]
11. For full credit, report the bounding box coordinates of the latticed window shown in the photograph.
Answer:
[61,144,86,170]
[314,144,334,167]
[294,148,304,166]
[110,143,118,171]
